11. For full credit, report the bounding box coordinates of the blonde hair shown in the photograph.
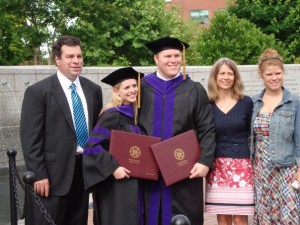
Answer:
[207,57,244,102]
[258,48,284,76]
[100,82,139,125]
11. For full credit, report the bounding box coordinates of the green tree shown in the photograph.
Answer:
[166,6,202,66]
[227,0,300,63]
[59,0,193,66]
[0,1,30,65]
[1,0,195,66]
[194,11,287,65]
[0,0,65,65]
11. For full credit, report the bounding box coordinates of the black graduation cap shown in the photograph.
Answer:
[101,67,144,87]
[145,36,189,54]
[145,36,189,80]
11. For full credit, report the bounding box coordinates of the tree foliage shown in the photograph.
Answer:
[0,0,72,65]
[59,0,195,66]
[227,0,300,63]
[1,0,292,66]
[194,11,287,65]
[0,0,194,66]
[0,1,28,65]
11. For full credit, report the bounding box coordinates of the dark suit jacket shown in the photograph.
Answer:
[20,73,103,196]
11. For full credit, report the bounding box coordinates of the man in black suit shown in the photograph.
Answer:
[20,36,103,225]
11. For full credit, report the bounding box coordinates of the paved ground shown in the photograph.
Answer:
[87,210,219,225]
[15,204,252,224]
[88,209,253,225]
[87,187,253,225]
[8,182,252,225]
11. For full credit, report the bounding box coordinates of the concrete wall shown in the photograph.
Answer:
[1,65,300,172]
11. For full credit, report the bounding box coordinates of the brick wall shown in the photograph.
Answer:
[166,0,227,21]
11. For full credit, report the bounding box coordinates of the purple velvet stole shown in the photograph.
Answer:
[115,105,145,225]
[84,104,145,224]
[143,73,187,225]
[84,104,137,154]
[128,115,144,225]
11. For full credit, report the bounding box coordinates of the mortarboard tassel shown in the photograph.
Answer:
[138,72,141,108]
[134,72,141,125]
[182,43,186,80]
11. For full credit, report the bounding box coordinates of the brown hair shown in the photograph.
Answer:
[52,36,82,60]
[258,48,284,76]
[207,57,244,101]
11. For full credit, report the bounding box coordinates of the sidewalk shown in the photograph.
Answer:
[88,209,253,225]
[87,210,218,225]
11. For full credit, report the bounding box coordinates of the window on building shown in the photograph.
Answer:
[190,10,209,24]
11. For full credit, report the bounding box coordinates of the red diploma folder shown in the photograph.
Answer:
[109,130,160,180]
[150,130,201,186]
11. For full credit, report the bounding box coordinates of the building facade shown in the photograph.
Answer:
[165,0,227,24]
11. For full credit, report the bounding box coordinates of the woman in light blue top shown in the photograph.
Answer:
[250,48,300,224]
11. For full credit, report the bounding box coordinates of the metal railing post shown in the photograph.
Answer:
[170,214,191,225]
[7,149,18,225]
[23,171,35,225]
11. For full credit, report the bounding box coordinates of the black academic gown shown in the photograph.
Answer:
[138,73,216,225]
[83,104,142,225]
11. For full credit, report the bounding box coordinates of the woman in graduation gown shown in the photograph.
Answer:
[82,67,144,225]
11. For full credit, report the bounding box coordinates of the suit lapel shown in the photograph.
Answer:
[80,77,94,132]
[51,74,75,132]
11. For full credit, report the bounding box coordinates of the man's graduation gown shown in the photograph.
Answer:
[138,73,216,225]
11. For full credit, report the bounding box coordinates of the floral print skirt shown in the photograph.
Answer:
[205,157,255,215]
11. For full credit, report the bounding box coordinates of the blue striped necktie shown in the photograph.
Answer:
[70,83,88,148]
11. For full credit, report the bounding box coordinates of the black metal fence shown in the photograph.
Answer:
[7,149,56,225]
[7,149,25,225]
[7,149,190,225]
